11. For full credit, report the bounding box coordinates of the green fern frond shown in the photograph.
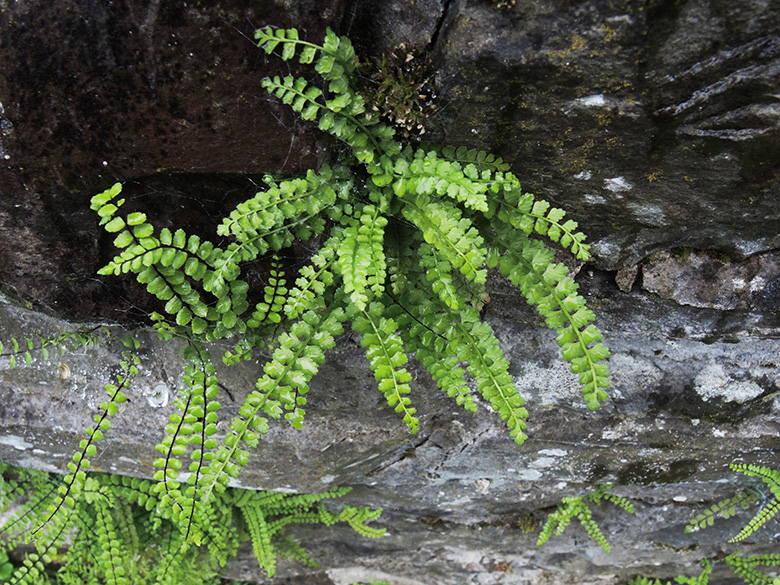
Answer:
[731,498,780,543]
[432,143,511,173]
[629,560,712,585]
[395,148,490,212]
[351,301,418,433]
[284,237,339,320]
[684,488,760,533]
[247,256,288,329]
[488,227,609,409]
[337,203,388,311]
[217,168,338,258]
[388,285,477,412]
[728,462,780,543]
[200,307,346,503]
[401,194,487,284]
[537,485,633,553]
[2,464,382,584]
[451,307,528,444]
[687,463,780,544]
[725,553,780,585]
[732,463,780,501]
[0,327,101,369]
[491,177,591,261]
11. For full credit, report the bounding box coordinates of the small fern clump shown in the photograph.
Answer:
[685,463,780,543]
[0,462,384,584]
[89,26,610,517]
[536,484,633,553]
[629,560,712,585]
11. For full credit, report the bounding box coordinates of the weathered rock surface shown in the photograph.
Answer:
[1,272,779,584]
[424,0,780,270]
[0,0,779,584]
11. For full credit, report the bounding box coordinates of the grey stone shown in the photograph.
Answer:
[0,0,343,322]
[641,249,780,311]
[1,269,779,583]
[425,0,780,270]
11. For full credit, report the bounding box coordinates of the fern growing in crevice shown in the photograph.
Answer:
[629,560,712,585]
[1,24,611,567]
[86,26,610,517]
[724,553,780,585]
[635,463,780,585]
[685,463,780,543]
[536,484,633,553]
[0,463,384,584]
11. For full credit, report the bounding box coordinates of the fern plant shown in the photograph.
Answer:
[685,463,780,543]
[536,484,633,553]
[87,24,610,536]
[725,553,780,585]
[0,25,611,575]
[0,462,384,584]
[629,560,712,585]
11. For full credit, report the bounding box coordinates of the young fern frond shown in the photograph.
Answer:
[0,327,101,368]
[537,485,633,553]
[247,255,288,329]
[725,553,780,585]
[684,488,760,533]
[491,177,591,261]
[351,301,418,433]
[686,463,780,544]
[152,341,220,545]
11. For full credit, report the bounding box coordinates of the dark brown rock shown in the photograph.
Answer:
[0,0,343,322]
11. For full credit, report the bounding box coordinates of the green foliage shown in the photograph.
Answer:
[536,484,633,553]
[0,327,101,369]
[0,463,384,584]
[1,25,611,578]
[725,553,780,585]
[88,27,609,510]
[629,560,711,585]
[685,463,780,543]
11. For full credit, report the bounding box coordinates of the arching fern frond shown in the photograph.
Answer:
[685,463,780,545]
[487,225,610,410]
[537,484,633,553]
[725,553,780,585]
[351,301,418,434]
[728,464,780,543]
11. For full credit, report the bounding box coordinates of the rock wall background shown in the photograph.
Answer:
[0,0,778,584]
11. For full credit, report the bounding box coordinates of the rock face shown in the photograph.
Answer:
[0,1,778,585]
